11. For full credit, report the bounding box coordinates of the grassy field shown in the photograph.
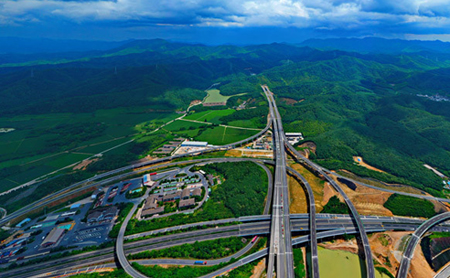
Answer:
[184,109,235,124]
[163,120,206,138]
[318,247,388,278]
[0,107,177,193]
[196,126,259,145]
[203,89,246,104]
[203,89,229,103]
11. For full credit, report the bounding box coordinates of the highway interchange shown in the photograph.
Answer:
[2,85,450,278]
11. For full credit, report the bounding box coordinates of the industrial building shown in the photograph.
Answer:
[87,206,118,223]
[181,141,208,148]
[153,137,185,156]
[41,228,66,248]
[285,132,304,145]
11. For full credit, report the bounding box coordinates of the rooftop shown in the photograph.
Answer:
[179,198,195,208]
[42,228,65,246]
[141,206,164,217]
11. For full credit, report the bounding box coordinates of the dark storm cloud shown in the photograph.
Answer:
[1,1,450,42]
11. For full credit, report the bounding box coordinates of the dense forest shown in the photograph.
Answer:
[383,194,436,218]
[199,162,268,217]
[320,196,350,214]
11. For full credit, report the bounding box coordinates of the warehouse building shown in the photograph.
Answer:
[180,141,208,148]
[41,228,66,248]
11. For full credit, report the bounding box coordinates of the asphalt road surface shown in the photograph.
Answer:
[397,212,450,278]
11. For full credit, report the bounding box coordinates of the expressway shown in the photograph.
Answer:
[397,211,450,278]
[4,84,450,278]
[116,202,147,278]
[435,263,450,278]
[286,165,320,278]
[285,132,376,278]
[263,85,294,278]
[6,215,450,278]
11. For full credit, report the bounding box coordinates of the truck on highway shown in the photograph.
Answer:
[251,236,258,243]
[194,261,207,265]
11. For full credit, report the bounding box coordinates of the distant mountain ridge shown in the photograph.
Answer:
[301,37,450,54]
[0,37,131,54]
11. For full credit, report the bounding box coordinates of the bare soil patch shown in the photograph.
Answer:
[353,156,385,173]
[410,241,436,278]
[322,182,340,206]
[296,141,316,158]
[225,149,273,158]
[280,98,299,106]
[250,258,266,278]
[333,175,394,216]
[73,158,98,170]
[336,170,428,196]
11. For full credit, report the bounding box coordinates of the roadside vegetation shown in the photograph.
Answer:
[225,259,261,278]
[320,196,350,214]
[71,269,130,278]
[132,262,228,278]
[383,194,436,218]
[293,248,306,278]
[125,187,146,199]
[128,237,246,260]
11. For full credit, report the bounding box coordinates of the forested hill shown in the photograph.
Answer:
[2,38,450,195]
[262,54,450,195]
[301,37,450,54]
[2,38,450,116]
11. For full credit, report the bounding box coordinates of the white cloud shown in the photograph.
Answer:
[1,0,450,36]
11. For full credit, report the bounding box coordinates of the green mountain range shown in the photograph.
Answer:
[1,37,450,196]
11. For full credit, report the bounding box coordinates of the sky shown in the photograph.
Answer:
[2,0,450,44]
